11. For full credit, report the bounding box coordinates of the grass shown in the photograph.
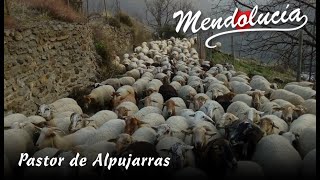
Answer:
[210,51,296,88]
[23,0,84,23]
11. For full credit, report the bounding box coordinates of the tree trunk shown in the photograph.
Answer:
[296,30,303,82]
[5,0,10,16]
[103,0,107,14]
[231,35,235,63]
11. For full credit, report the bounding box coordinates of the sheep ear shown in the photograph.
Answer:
[159,149,171,153]
[272,123,279,129]
[175,104,180,107]
[246,91,253,95]
[151,126,158,130]
[32,123,42,131]
[189,114,195,117]
[108,138,117,143]
[272,107,282,111]
[256,111,264,115]
[181,129,192,135]
[183,145,194,150]
[205,131,217,136]
[260,91,265,96]
[81,114,90,118]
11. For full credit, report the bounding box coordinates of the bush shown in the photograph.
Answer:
[24,0,83,22]
[108,17,121,28]
[157,24,186,39]
[116,12,133,27]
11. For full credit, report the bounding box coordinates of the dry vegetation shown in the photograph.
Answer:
[23,0,84,22]
[93,11,152,80]
[4,0,84,26]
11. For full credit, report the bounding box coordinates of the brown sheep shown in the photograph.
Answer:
[259,118,280,136]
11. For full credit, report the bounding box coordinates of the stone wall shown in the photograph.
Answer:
[4,20,100,116]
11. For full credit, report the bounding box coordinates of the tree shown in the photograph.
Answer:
[209,0,316,80]
[144,0,194,38]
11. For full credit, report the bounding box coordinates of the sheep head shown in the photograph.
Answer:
[244,108,264,125]
[217,113,239,129]
[192,126,217,150]
[114,133,134,153]
[116,107,131,119]
[259,118,279,136]
[164,99,179,117]
[68,113,91,133]
[35,127,65,149]
[124,117,146,135]
[153,124,171,139]
[247,90,265,110]
[38,104,52,120]
[83,95,96,109]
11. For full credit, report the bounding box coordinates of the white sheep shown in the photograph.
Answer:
[286,81,314,88]
[46,111,75,133]
[156,136,194,168]
[270,89,305,106]
[69,110,118,132]
[141,113,166,127]
[170,81,182,91]
[298,127,316,157]
[249,77,274,94]
[142,92,164,110]
[124,69,140,80]
[119,76,136,86]
[145,79,163,95]
[115,101,139,119]
[132,78,150,99]
[189,93,210,111]
[259,115,288,135]
[227,101,264,124]
[85,119,125,145]
[252,134,301,177]
[303,99,316,115]
[4,129,34,168]
[101,78,121,90]
[199,100,225,123]
[83,85,115,109]
[133,106,162,120]
[188,80,205,94]
[162,97,187,118]
[229,81,252,94]
[284,84,316,100]
[181,111,215,127]
[206,83,230,95]
[132,127,157,144]
[185,120,221,149]
[289,114,316,136]
[36,126,96,150]
[38,98,83,120]
[4,113,28,128]
[230,76,248,84]
[178,85,197,103]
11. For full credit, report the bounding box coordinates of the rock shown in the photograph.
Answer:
[14,32,23,41]
[22,29,32,37]
[57,35,69,41]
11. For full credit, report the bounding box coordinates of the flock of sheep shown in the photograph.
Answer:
[4,37,316,179]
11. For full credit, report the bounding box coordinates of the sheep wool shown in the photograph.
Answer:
[252,134,301,178]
